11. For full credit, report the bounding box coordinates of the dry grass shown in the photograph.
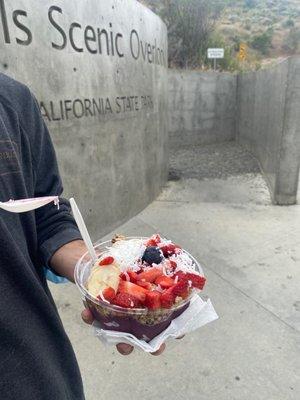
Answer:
[218,0,300,59]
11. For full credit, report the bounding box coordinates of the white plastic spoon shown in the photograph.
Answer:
[69,198,97,263]
[0,196,59,213]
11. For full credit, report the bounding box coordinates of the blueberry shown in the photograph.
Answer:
[142,246,163,265]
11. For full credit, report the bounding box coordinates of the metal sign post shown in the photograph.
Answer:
[207,48,224,71]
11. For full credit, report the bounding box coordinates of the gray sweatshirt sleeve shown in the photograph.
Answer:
[20,87,82,267]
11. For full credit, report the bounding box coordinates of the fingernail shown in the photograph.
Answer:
[116,344,134,355]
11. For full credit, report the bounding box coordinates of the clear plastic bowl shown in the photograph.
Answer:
[74,237,202,342]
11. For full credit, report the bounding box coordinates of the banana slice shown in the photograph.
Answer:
[87,261,120,297]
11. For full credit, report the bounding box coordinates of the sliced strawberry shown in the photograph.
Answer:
[185,273,206,290]
[175,271,206,290]
[127,271,138,283]
[160,244,176,257]
[145,291,161,310]
[170,260,177,270]
[172,280,189,297]
[155,275,175,289]
[146,234,161,246]
[99,256,114,266]
[161,287,175,309]
[138,267,163,283]
[118,280,148,302]
[136,280,152,290]
[152,234,161,244]
[102,287,116,302]
[113,293,140,308]
[120,273,128,281]
[174,271,187,282]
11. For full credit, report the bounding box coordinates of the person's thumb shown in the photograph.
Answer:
[81,308,94,325]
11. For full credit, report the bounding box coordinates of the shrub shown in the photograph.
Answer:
[245,0,257,9]
[160,0,225,68]
[282,28,300,54]
[251,30,273,55]
[282,19,295,28]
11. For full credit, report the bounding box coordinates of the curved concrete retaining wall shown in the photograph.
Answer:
[168,70,237,147]
[237,57,300,205]
[0,0,168,238]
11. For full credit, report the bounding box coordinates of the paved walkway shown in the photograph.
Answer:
[50,143,300,400]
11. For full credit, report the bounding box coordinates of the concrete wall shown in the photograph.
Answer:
[0,0,168,238]
[237,57,300,205]
[168,70,237,147]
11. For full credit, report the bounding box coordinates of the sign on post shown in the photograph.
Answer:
[207,48,224,71]
[207,48,225,59]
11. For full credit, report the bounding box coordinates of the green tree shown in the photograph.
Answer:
[251,29,273,55]
[160,0,224,68]
[282,18,295,28]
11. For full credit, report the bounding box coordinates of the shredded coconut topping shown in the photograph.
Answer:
[158,238,173,246]
[98,235,202,276]
[105,238,146,272]
[170,252,200,274]
[156,284,164,293]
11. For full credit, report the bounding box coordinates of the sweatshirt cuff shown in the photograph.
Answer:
[39,227,82,268]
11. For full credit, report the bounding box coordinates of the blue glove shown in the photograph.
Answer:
[43,267,69,284]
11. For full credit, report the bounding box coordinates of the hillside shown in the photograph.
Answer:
[140,0,300,70]
[219,0,300,61]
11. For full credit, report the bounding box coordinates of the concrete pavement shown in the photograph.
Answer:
[50,144,300,400]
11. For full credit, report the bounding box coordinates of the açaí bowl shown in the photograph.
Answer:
[74,237,203,342]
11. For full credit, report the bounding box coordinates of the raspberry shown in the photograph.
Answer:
[160,244,176,257]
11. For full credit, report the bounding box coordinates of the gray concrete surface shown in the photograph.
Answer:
[0,0,168,238]
[276,57,300,205]
[169,58,300,206]
[237,57,300,205]
[50,144,300,400]
[168,70,237,147]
